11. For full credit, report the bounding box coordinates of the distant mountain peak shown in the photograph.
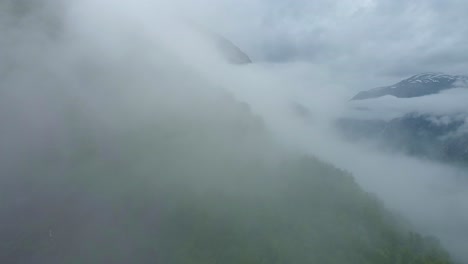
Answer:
[212,34,252,64]
[352,73,468,100]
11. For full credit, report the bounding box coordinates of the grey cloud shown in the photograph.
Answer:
[199,0,468,84]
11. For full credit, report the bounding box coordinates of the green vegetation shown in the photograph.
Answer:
[4,94,450,264]
[153,156,453,264]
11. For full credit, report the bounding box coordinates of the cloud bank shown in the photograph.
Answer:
[1,0,468,262]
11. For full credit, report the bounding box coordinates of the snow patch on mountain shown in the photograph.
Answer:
[352,73,468,100]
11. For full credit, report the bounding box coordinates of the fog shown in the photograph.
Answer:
[1,0,467,263]
[223,64,468,262]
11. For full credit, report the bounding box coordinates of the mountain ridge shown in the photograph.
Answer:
[352,73,468,100]
[339,73,468,165]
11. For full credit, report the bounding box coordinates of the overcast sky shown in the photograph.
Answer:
[4,0,467,91]
[181,0,468,89]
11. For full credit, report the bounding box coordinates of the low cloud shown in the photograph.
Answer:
[1,0,468,262]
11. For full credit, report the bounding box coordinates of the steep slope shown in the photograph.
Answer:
[0,79,454,263]
[212,33,252,64]
[189,24,253,65]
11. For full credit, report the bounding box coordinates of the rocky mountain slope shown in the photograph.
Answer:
[339,73,468,164]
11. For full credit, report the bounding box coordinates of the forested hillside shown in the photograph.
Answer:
[0,87,453,263]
